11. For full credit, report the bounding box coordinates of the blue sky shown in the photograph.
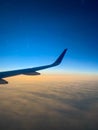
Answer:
[0,0,98,74]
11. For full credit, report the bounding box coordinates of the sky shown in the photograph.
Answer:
[0,0,98,74]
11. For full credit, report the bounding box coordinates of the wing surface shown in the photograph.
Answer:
[0,49,67,79]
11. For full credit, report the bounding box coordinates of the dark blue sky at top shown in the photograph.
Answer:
[0,0,98,74]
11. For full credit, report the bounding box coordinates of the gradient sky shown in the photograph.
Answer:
[0,0,98,74]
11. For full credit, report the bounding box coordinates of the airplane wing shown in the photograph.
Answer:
[0,49,67,79]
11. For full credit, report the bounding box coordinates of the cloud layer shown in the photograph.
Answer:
[0,75,98,130]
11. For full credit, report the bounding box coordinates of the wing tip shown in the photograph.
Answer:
[52,48,67,66]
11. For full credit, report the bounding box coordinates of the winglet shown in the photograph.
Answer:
[52,49,67,66]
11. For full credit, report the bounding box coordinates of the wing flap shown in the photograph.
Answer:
[23,72,40,75]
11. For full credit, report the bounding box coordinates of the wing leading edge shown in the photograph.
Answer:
[0,49,67,79]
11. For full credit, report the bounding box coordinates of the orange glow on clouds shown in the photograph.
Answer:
[5,74,98,86]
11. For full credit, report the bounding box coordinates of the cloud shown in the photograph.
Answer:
[0,75,98,130]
